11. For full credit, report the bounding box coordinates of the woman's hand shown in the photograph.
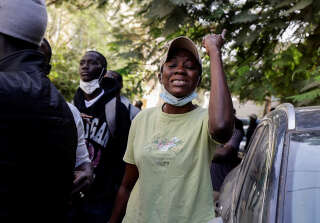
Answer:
[109,164,139,223]
[202,29,226,56]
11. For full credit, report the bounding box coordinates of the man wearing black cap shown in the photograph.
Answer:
[71,51,131,222]
[105,70,140,121]
[0,0,77,222]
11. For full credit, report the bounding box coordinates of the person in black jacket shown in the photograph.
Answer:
[210,109,244,210]
[244,113,258,151]
[105,70,140,121]
[0,1,77,222]
[70,51,131,222]
[39,38,94,201]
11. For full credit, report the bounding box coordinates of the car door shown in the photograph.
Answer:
[233,121,271,223]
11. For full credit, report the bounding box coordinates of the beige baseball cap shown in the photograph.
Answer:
[160,36,202,75]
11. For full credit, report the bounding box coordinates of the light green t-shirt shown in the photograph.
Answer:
[123,106,218,223]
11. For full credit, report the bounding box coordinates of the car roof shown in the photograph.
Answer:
[265,104,320,131]
[295,106,320,131]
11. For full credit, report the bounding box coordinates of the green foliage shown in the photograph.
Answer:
[121,0,320,105]
[48,46,79,101]
[284,0,313,15]
[289,88,320,105]
[47,0,320,106]
[45,2,145,101]
[231,10,259,24]
[288,45,320,105]
[47,0,109,9]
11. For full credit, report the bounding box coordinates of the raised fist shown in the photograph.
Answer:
[202,29,226,55]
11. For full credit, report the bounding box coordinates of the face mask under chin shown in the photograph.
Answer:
[160,85,198,107]
[79,79,100,95]
[159,73,200,106]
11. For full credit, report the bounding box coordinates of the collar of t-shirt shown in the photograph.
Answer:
[84,89,105,108]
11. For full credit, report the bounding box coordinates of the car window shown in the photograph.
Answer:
[235,124,270,223]
[283,131,320,223]
[239,125,265,170]
[233,125,266,201]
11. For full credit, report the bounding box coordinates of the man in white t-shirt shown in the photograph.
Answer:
[67,103,93,199]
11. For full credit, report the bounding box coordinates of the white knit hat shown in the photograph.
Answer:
[0,0,47,46]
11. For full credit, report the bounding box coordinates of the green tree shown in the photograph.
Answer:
[46,1,145,101]
[113,0,320,105]
[46,0,320,105]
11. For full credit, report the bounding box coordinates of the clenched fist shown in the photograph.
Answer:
[202,29,226,56]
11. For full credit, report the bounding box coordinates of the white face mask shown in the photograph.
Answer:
[160,85,198,107]
[80,79,100,95]
[159,73,200,106]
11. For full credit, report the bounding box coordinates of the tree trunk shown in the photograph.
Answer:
[263,97,271,116]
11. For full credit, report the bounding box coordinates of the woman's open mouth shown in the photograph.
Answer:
[172,80,187,87]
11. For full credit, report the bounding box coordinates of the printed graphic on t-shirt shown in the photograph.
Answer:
[143,136,184,168]
[84,117,110,168]
[153,136,182,152]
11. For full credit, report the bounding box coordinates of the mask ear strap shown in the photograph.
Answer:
[98,67,105,83]
[197,76,201,86]
[158,72,163,84]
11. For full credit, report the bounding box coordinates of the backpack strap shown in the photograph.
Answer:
[105,97,117,137]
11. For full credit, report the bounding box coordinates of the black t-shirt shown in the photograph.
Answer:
[74,89,131,202]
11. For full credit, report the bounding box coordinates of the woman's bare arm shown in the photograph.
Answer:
[203,30,234,144]
[109,164,139,223]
